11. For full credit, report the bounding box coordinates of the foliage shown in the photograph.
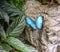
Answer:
[6,37,30,52]
[1,43,12,52]
[0,0,25,38]
[8,0,26,10]
[6,16,26,37]
[0,0,30,52]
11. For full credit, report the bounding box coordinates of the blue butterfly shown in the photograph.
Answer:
[25,16,44,30]
[25,18,36,30]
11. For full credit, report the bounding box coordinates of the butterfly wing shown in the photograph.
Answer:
[36,16,44,30]
[25,18,36,30]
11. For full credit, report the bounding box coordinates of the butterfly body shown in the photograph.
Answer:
[25,16,44,30]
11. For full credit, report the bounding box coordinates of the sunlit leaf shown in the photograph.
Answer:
[6,37,30,52]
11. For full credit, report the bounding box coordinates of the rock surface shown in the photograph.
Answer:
[24,0,60,52]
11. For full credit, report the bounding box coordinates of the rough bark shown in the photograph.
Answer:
[24,0,60,52]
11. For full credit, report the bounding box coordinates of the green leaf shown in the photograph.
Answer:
[0,45,7,52]
[0,1,20,20]
[0,45,3,49]
[6,37,30,52]
[6,16,26,37]
[0,1,20,13]
[0,8,9,24]
[9,0,26,9]
[0,24,6,39]
[1,43,12,52]
[10,12,20,17]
